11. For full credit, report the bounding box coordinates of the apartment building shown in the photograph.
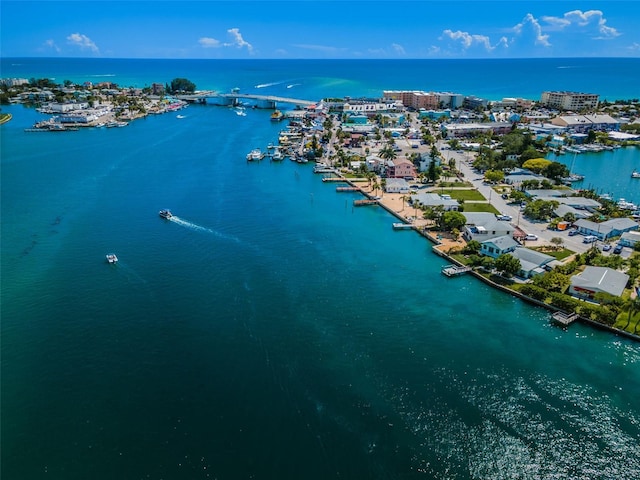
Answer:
[540,91,599,111]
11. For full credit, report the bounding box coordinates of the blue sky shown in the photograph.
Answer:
[2,1,639,59]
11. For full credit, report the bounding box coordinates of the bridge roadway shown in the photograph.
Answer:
[177,91,316,107]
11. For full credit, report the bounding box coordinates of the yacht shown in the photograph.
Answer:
[159,209,173,219]
[271,148,284,161]
[106,253,118,264]
[632,170,640,178]
[246,148,263,161]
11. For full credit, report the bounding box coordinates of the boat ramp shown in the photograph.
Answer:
[441,264,472,277]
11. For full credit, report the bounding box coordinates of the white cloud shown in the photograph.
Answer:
[440,30,495,52]
[199,37,221,48]
[224,28,253,53]
[43,39,60,53]
[391,43,406,55]
[512,13,551,47]
[542,10,620,39]
[66,33,99,53]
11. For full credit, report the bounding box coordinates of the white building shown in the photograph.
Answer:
[540,91,599,110]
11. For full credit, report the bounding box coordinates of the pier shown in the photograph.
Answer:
[354,199,379,207]
[551,311,579,327]
[392,223,415,230]
[322,177,348,183]
[441,265,472,277]
[336,186,361,192]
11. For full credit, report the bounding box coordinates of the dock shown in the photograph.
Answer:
[353,199,379,207]
[441,264,472,277]
[392,223,414,230]
[551,311,579,327]
[313,168,336,174]
[322,177,348,183]
[336,186,361,192]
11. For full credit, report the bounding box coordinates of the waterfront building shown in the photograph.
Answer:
[551,114,619,133]
[385,159,417,179]
[540,91,599,110]
[463,96,489,110]
[479,235,519,258]
[0,77,29,87]
[509,248,557,278]
[410,193,460,211]
[569,266,629,299]
[574,218,639,240]
[384,178,410,194]
[618,231,640,248]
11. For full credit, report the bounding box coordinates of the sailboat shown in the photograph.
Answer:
[561,152,584,183]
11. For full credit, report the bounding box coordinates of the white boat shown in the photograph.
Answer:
[632,170,640,178]
[106,253,118,264]
[271,148,284,161]
[246,148,263,161]
[235,107,246,116]
[159,209,173,219]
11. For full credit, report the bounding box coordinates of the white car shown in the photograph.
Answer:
[524,234,538,241]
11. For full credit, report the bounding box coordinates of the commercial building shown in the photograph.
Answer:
[540,91,599,111]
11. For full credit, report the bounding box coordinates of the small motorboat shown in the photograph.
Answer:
[159,209,173,219]
[106,253,118,264]
[632,170,640,178]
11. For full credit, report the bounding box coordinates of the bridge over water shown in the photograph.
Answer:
[177,92,316,109]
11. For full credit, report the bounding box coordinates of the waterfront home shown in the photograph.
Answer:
[568,266,629,300]
[386,159,417,179]
[508,248,557,278]
[479,235,519,258]
[410,193,460,211]
[553,204,591,220]
[504,168,547,188]
[462,212,514,242]
[384,178,410,194]
[618,230,640,248]
[574,218,639,240]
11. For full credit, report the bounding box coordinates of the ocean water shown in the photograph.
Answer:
[2,59,640,479]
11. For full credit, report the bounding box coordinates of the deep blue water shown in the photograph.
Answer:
[2,59,640,479]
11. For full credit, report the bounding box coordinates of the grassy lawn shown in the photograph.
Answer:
[532,248,575,261]
[461,203,500,214]
[439,189,486,201]
[614,309,640,334]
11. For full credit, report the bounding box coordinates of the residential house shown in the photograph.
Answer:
[386,159,417,179]
[384,178,410,194]
[569,266,629,299]
[462,212,514,242]
[480,235,519,258]
[618,230,640,248]
[574,218,639,240]
[410,193,459,211]
[504,168,546,188]
[508,248,556,278]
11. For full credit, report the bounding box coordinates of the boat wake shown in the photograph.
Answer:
[255,81,284,89]
[287,83,301,89]
[169,216,241,244]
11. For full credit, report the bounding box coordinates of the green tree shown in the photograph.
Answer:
[495,254,521,277]
[168,78,196,93]
[522,158,552,174]
[464,240,482,254]
[441,211,466,231]
[484,170,504,184]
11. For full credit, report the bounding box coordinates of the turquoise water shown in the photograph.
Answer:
[549,147,640,202]
[2,59,640,479]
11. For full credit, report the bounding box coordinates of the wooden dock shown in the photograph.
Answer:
[441,264,472,277]
[551,311,578,327]
[336,186,361,192]
[322,177,347,183]
[353,199,379,207]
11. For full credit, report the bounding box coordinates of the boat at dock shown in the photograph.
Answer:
[106,253,118,264]
[159,209,173,219]
[246,148,263,161]
[270,110,284,122]
[271,148,285,161]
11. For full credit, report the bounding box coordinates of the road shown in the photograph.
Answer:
[438,141,595,255]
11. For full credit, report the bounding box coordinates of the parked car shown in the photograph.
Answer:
[497,214,512,221]
[583,235,598,244]
[602,244,612,252]
[501,193,509,200]
[613,245,623,254]
[568,229,579,236]
[524,234,538,241]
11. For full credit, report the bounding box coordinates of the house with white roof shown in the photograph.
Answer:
[410,193,459,211]
[384,178,410,194]
[574,218,639,240]
[462,212,514,242]
[569,266,629,299]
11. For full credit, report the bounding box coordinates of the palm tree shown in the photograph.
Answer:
[624,296,640,331]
